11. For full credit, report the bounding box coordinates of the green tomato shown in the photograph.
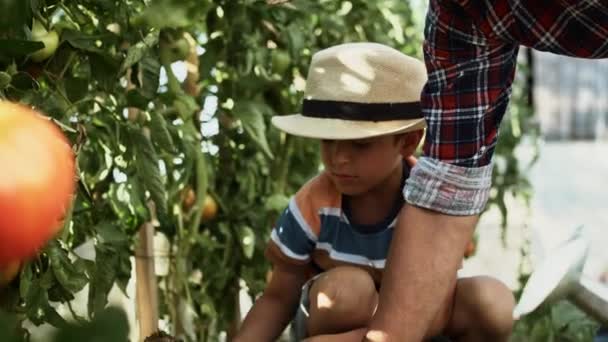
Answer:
[271,50,291,75]
[30,20,59,62]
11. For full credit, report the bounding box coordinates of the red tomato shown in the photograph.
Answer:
[0,101,75,266]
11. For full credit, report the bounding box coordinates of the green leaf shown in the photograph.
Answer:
[149,109,175,152]
[43,304,68,328]
[47,242,89,293]
[139,55,161,99]
[18,263,33,299]
[120,30,159,74]
[8,72,37,91]
[107,183,135,220]
[54,307,130,342]
[95,222,129,244]
[0,40,43,58]
[62,29,117,54]
[89,53,120,91]
[87,141,114,187]
[0,71,12,89]
[39,91,70,119]
[128,177,151,221]
[87,246,118,317]
[286,24,305,57]
[126,88,150,109]
[131,127,167,217]
[24,278,65,328]
[0,0,31,36]
[232,101,274,159]
[39,268,57,290]
[114,249,132,296]
[48,282,76,302]
[63,77,89,103]
[24,279,45,325]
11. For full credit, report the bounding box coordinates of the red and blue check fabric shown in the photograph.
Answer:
[406,0,608,215]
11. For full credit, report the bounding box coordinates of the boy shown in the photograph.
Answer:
[234,43,515,342]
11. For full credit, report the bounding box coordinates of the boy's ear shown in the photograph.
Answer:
[399,130,424,156]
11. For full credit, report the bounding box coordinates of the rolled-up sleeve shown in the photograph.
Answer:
[405,0,518,215]
[404,157,493,215]
[407,0,608,215]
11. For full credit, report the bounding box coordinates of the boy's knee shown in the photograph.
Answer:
[310,266,377,313]
[307,266,377,334]
[458,276,515,335]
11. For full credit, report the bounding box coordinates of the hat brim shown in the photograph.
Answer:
[271,114,426,140]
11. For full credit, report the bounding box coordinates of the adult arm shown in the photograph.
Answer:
[365,206,476,341]
[364,1,520,340]
[365,0,608,340]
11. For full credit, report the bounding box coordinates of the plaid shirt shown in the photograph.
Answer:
[406,0,608,215]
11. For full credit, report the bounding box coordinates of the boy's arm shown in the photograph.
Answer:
[233,266,310,342]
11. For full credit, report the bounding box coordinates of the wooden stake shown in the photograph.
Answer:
[135,216,159,341]
[131,62,160,338]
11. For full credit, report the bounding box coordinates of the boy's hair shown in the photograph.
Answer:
[392,129,424,148]
[144,331,182,342]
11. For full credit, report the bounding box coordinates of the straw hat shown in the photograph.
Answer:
[271,42,427,140]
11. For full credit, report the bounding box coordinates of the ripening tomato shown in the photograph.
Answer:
[201,194,218,222]
[0,101,75,266]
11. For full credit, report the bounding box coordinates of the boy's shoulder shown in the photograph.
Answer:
[294,171,340,207]
[291,172,341,231]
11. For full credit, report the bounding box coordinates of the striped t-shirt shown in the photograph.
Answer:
[265,158,415,286]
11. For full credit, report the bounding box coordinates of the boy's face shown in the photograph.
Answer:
[320,131,422,196]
